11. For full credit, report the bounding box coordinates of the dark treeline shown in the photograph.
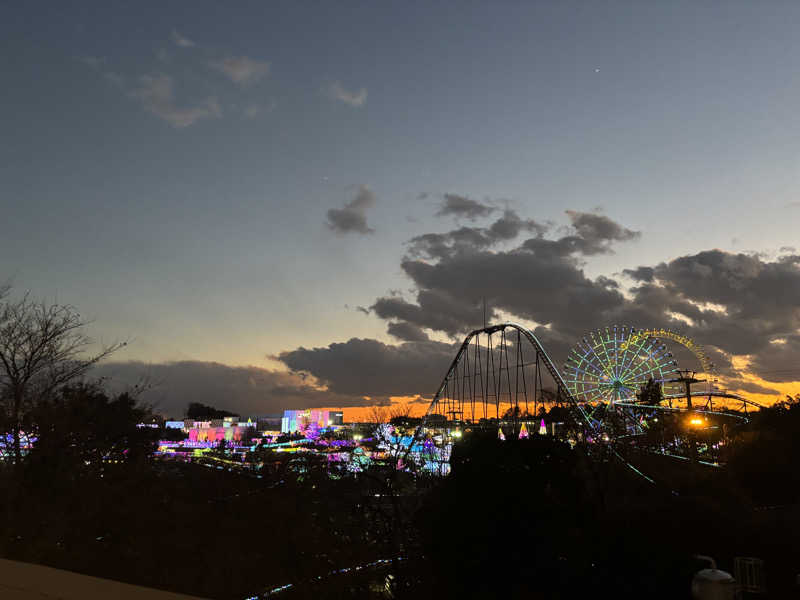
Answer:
[1,384,800,598]
[185,402,237,420]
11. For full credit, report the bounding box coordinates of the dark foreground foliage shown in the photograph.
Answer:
[413,432,800,599]
[1,389,799,599]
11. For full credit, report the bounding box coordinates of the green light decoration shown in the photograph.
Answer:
[563,325,678,405]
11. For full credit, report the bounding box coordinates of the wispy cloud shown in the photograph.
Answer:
[325,81,367,108]
[210,56,270,87]
[79,55,106,69]
[170,29,195,48]
[242,101,275,119]
[130,73,221,128]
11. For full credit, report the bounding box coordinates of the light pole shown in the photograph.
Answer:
[671,370,706,462]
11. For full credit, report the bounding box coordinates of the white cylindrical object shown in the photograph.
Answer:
[691,568,736,600]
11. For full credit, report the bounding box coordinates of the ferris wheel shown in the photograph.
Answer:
[563,326,678,405]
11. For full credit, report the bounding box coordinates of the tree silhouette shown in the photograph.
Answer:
[637,377,664,405]
[0,289,124,463]
[186,402,236,419]
[28,382,157,480]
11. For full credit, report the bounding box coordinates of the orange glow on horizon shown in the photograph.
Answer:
[313,354,796,423]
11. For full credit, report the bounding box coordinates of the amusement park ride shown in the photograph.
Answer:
[412,322,764,483]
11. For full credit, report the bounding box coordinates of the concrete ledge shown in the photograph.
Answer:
[0,558,209,599]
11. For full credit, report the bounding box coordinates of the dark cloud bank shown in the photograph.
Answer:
[106,195,800,413]
[283,195,800,405]
[91,360,384,418]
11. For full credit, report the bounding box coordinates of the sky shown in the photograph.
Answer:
[2,1,800,418]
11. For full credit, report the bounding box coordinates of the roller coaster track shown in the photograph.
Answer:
[420,322,598,432]
[409,323,660,482]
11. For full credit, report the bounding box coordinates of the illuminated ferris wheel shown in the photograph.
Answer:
[563,326,678,404]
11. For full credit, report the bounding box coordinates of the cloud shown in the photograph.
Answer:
[563,210,640,255]
[387,321,430,342]
[92,361,375,417]
[279,202,799,403]
[375,209,639,342]
[407,210,546,260]
[367,209,800,374]
[210,56,270,86]
[435,194,495,220]
[622,266,655,282]
[170,29,195,48]
[80,56,106,69]
[278,338,458,402]
[241,101,276,119]
[642,251,800,356]
[741,335,800,383]
[723,378,781,395]
[129,73,221,127]
[488,210,548,241]
[325,81,367,107]
[325,185,377,235]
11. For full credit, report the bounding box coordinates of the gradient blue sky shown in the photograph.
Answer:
[3,1,800,375]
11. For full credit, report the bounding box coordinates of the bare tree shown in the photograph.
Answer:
[0,290,125,463]
[368,406,388,426]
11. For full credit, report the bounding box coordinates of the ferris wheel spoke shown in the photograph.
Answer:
[565,362,612,384]
[623,345,675,384]
[568,350,608,378]
[570,387,608,400]
[586,338,615,379]
[598,340,617,380]
[617,328,639,381]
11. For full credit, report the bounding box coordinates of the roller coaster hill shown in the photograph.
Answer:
[407,322,765,482]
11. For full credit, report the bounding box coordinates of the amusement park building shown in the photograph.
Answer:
[281,409,344,433]
[164,416,258,443]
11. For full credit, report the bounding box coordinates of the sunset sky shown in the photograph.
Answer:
[3,2,800,418]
